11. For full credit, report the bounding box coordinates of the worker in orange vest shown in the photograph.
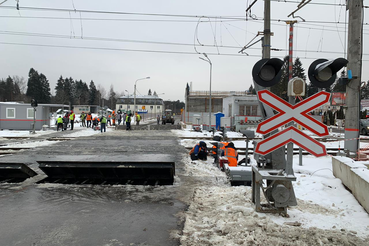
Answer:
[86,112,92,128]
[221,142,238,167]
[212,142,228,163]
[112,110,116,126]
[189,141,208,161]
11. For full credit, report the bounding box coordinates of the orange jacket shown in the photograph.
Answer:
[224,147,238,166]
[86,114,92,121]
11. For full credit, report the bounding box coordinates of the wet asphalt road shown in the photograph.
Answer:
[0,128,190,246]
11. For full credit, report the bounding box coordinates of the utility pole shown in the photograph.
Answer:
[248,0,285,168]
[344,0,363,157]
[263,0,271,59]
[286,20,298,173]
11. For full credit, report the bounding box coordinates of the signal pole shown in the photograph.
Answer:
[344,0,363,156]
[263,0,271,59]
[255,0,286,168]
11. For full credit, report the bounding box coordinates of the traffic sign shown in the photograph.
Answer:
[256,90,330,137]
[255,126,327,157]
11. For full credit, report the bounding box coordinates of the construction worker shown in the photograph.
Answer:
[136,113,141,125]
[69,110,76,130]
[56,116,64,131]
[117,111,123,125]
[107,114,112,126]
[112,110,116,126]
[221,142,238,167]
[80,112,86,127]
[212,141,228,163]
[86,112,92,128]
[92,116,99,130]
[126,113,132,130]
[189,141,208,161]
[100,115,107,133]
[63,113,69,130]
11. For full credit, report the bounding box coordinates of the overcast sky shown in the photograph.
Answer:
[0,0,368,101]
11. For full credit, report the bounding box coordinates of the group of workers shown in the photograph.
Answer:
[189,140,239,167]
[56,110,76,131]
[57,109,145,133]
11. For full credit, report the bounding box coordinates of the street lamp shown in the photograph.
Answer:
[199,53,212,130]
[155,93,165,117]
[134,77,150,115]
[125,90,129,113]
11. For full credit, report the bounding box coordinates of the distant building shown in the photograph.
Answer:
[0,102,69,130]
[183,83,259,130]
[116,95,164,117]
[72,105,100,114]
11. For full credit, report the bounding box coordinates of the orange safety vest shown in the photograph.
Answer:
[212,142,228,155]
[189,144,198,155]
[224,147,238,166]
[189,143,206,155]
[86,114,92,121]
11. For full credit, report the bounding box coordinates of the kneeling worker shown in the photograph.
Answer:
[189,141,208,161]
[221,142,238,166]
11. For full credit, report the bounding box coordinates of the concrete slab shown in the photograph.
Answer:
[0,129,189,246]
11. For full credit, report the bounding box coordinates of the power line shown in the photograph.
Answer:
[0,15,242,23]
[1,5,368,26]
[0,5,246,20]
[270,0,346,7]
[0,41,368,61]
[0,30,365,56]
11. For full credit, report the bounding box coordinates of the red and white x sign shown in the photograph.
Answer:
[255,126,327,157]
[256,90,330,136]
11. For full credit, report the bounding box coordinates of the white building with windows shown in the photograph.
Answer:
[115,95,164,117]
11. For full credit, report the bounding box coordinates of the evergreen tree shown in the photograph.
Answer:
[108,85,117,109]
[64,77,75,106]
[89,81,98,105]
[26,68,51,103]
[248,85,256,95]
[54,76,67,104]
[39,73,51,103]
[271,56,289,101]
[75,80,89,105]
[148,89,152,95]
[26,68,40,101]
[292,58,306,81]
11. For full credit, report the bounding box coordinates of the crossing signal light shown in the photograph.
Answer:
[308,58,348,88]
[252,58,284,87]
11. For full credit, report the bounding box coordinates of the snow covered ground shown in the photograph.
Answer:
[174,128,369,245]
[1,126,369,245]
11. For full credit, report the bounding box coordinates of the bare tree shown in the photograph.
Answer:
[97,84,107,100]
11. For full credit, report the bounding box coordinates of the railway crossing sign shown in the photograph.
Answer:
[255,90,330,157]
[255,126,327,157]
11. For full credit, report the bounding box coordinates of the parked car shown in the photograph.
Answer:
[360,119,369,135]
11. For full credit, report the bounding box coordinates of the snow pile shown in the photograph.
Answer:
[180,185,368,245]
[175,130,369,244]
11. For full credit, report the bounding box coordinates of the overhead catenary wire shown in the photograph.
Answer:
[1,41,368,61]
[1,5,369,26]
[1,29,365,57]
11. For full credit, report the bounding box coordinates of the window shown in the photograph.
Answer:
[157,106,160,110]
[6,108,15,118]
[27,108,36,119]
[150,106,153,109]
[239,105,258,116]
